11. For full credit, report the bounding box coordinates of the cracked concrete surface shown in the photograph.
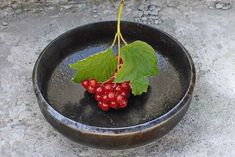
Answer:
[0,0,235,156]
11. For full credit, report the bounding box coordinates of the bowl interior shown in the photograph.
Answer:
[36,21,191,128]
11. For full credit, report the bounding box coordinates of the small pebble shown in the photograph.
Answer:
[144,10,151,15]
[142,16,148,21]
[2,21,8,26]
[147,19,154,24]
[151,9,159,16]
[103,10,112,14]
[126,7,132,12]
[137,11,144,17]
[134,17,140,22]
[61,5,73,10]
[92,9,97,13]
[15,8,22,14]
[138,4,145,11]
[11,3,18,9]
[154,19,159,24]
[47,5,56,11]
[77,3,86,9]
[222,4,231,10]
[208,5,214,9]
[151,15,159,19]
[147,4,157,11]
[215,3,224,9]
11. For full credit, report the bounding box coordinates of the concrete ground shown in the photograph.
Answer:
[0,0,235,156]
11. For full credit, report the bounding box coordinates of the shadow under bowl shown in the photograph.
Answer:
[32,21,196,149]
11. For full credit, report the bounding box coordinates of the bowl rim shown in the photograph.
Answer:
[32,21,196,135]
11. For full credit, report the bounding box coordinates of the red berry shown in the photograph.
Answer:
[121,82,130,91]
[104,84,113,93]
[114,85,123,93]
[110,101,118,109]
[107,92,115,101]
[95,86,103,95]
[119,98,128,108]
[81,80,89,89]
[87,86,95,94]
[116,95,125,104]
[89,79,97,88]
[95,94,102,101]
[120,90,130,97]
[99,102,110,111]
[102,95,109,103]
[112,83,117,89]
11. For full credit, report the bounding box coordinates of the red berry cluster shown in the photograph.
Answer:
[81,79,131,111]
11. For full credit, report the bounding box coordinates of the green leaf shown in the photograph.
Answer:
[70,48,117,83]
[131,77,149,95]
[114,41,159,95]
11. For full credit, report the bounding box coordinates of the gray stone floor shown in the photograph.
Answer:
[0,0,235,156]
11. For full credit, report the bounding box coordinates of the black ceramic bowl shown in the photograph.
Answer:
[33,21,195,149]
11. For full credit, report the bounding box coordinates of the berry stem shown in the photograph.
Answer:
[110,1,128,74]
[116,0,124,71]
[120,33,128,45]
[117,35,121,70]
[117,0,124,34]
[100,76,114,85]
[110,33,118,48]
